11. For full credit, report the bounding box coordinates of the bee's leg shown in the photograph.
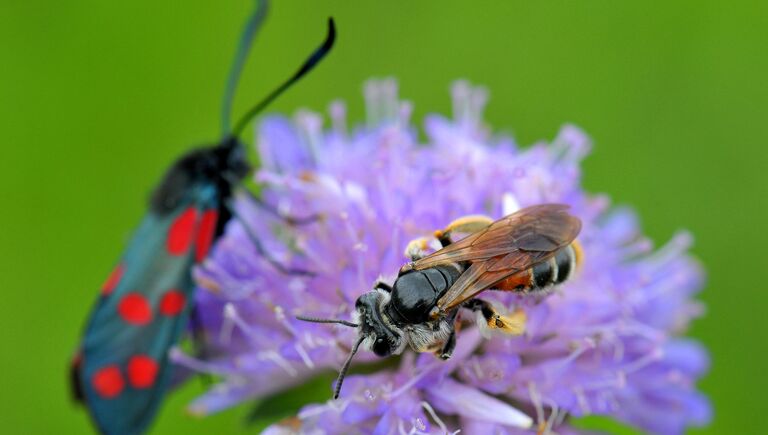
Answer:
[434,215,495,247]
[404,215,495,261]
[439,329,457,360]
[373,280,393,292]
[464,299,526,336]
[226,200,315,277]
[436,310,459,360]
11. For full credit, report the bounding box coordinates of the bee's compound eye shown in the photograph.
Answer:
[372,337,392,357]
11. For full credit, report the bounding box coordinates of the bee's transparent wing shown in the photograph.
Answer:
[408,204,581,312]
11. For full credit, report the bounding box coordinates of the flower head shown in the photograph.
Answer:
[174,79,710,434]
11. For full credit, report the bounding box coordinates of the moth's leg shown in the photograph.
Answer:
[189,304,208,357]
[464,298,526,336]
[69,350,84,402]
[242,188,320,225]
[227,200,315,277]
[189,305,213,385]
[434,215,494,247]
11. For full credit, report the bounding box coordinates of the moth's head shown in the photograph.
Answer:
[217,136,251,183]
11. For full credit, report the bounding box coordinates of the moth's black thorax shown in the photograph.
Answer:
[149,138,250,216]
[386,265,461,326]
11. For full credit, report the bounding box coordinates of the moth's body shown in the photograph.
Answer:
[150,138,249,220]
[300,204,583,399]
[72,139,249,434]
[70,5,337,432]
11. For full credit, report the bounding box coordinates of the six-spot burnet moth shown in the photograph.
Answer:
[69,1,335,433]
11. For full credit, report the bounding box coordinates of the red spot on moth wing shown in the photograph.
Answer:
[195,209,219,262]
[167,207,198,255]
[159,290,186,316]
[92,365,124,398]
[127,355,159,389]
[101,264,124,296]
[117,293,153,325]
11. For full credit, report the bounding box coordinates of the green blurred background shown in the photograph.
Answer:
[1,1,766,433]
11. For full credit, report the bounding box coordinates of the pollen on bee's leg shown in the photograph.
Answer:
[571,239,585,271]
[443,215,494,235]
[489,308,527,335]
[404,237,431,261]
[473,302,527,338]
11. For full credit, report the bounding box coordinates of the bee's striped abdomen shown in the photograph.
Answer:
[496,241,582,293]
[531,241,582,291]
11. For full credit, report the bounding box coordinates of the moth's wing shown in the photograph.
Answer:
[423,204,581,311]
[74,183,221,435]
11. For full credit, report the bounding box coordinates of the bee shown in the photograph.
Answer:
[298,204,582,399]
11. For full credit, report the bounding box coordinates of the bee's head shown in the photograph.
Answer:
[354,291,404,358]
[296,289,403,399]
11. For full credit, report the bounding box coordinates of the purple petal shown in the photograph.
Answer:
[426,378,533,429]
[183,79,709,435]
[257,116,314,173]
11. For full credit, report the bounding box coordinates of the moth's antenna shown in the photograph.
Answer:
[221,0,270,138]
[231,17,336,137]
[334,335,364,400]
[296,315,358,328]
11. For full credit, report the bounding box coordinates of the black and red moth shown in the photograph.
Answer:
[70,2,334,433]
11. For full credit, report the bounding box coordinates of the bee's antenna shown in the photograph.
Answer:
[295,316,358,328]
[334,335,365,400]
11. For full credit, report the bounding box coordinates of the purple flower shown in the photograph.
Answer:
[173,79,711,434]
